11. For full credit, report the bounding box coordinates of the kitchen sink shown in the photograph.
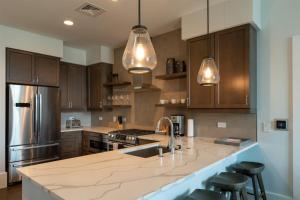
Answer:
[125,146,169,158]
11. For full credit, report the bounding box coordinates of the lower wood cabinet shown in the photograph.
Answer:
[60,131,82,159]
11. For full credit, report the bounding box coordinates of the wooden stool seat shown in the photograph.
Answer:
[184,189,226,200]
[210,172,248,200]
[232,162,265,175]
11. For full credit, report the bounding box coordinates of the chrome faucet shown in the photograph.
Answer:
[155,117,175,154]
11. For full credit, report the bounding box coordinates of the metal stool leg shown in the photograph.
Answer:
[241,188,248,200]
[252,175,259,200]
[257,173,267,200]
[230,191,239,200]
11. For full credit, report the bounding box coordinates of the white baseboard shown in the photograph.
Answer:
[266,191,292,200]
[0,171,7,189]
[247,187,292,200]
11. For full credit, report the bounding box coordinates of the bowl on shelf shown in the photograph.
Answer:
[160,99,169,105]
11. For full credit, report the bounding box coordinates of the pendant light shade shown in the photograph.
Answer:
[197,58,220,86]
[197,0,220,86]
[122,0,157,74]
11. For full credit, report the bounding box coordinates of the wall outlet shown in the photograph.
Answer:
[262,122,272,132]
[123,117,127,122]
[98,116,103,121]
[217,122,227,128]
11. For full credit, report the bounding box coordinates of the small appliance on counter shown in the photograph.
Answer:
[66,117,81,128]
[214,137,252,146]
[171,115,185,136]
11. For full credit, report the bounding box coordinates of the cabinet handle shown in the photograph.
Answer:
[246,95,249,105]
[68,102,71,108]
[36,76,39,83]
[70,102,73,108]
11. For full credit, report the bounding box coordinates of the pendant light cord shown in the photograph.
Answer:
[138,0,141,26]
[207,0,211,57]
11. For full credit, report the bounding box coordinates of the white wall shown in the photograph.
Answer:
[86,45,114,65]
[0,25,64,188]
[257,0,300,198]
[292,36,300,200]
[181,0,261,40]
[61,46,86,65]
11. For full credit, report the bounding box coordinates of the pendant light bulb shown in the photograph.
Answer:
[197,0,220,86]
[197,58,220,86]
[122,0,157,74]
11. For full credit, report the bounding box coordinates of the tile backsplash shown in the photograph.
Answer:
[61,112,91,128]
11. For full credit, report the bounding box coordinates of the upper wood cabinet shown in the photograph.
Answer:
[59,62,86,111]
[6,48,35,84]
[187,35,215,108]
[6,48,60,87]
[87,63,112,110]
[187,24,257,112]
[34,54,60,86]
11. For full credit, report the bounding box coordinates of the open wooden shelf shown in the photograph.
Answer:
[155,72,187,80]
[103,81,131,87]
[155,103,187,108]
[103,105,131,109]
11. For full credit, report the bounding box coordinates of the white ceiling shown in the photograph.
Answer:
[0,0,226,49]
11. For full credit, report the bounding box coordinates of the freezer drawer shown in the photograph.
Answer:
[8,156,59,184]
[8,143,60,163]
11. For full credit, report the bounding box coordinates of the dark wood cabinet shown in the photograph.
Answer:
[6,48,35,84]
[6,48,60,87]
[187,24,257,111]
[60,62,86,111]
[60,131,82,159]
[187,35,215,108]
[87,63,112,110]
[34,54,60,87]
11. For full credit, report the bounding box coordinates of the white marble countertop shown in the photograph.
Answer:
[60,126,117,134]
[18,135,257,200]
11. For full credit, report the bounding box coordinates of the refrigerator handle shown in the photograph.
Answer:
[39,93,42,138]
[34,94,39,138]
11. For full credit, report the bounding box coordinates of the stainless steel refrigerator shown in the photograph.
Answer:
[7,84,60,184]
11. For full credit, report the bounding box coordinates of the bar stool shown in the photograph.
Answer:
[210,172,248,200]
[184,189,227,200]
[232,162,267,200]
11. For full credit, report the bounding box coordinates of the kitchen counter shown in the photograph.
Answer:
[60,126,117,134]
[18,135,258,200]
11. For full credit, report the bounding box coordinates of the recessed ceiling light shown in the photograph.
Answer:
[112,0,118,2]
[64,20,74,26]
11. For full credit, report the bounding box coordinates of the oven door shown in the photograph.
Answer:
[88,136,107,153]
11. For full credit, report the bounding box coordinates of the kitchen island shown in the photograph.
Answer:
[17,135,258,200]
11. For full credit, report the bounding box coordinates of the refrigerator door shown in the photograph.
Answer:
[37,87,60,144]
[8,84,37,146]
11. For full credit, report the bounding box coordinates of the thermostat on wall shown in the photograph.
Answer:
[275,119,288,130]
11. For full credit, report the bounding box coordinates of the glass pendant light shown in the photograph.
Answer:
[122,0,157,74]
[197,0,220,86]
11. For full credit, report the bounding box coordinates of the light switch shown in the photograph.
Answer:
[217,122,227,128]
[98,116,103,121]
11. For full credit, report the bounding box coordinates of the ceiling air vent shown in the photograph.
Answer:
[76,2,106,17]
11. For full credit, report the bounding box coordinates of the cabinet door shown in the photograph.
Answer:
[87,64,102,110]
[187,36,215,108]
[59,62,69,109]
[214,25,250,108]
[35,54,59,87]
[68,64,86,110]
[6,48,34,84]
